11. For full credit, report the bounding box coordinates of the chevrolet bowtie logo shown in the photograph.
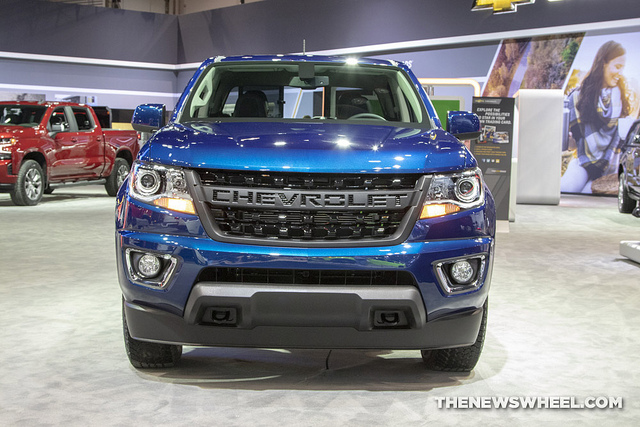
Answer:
[472,0,535,14]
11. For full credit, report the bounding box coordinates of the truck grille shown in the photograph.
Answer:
[210,207,408,239]
[191,170,426,246]
[197,267,417,287]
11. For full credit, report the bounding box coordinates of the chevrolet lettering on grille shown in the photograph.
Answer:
[207,187,414,210]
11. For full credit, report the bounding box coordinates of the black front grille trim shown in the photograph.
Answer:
[197,170,421,190]
[210,207,409,240]
[187,169,428,248]
[197,267,417,287]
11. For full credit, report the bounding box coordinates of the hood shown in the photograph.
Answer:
[0,125,39,138]
[141,121,475,174]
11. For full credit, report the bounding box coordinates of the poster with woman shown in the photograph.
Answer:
[561,35,640,195]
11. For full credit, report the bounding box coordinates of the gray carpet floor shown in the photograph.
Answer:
[1,186,638,426]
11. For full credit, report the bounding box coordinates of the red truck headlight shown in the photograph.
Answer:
[129,161,196,215]
[0,137,16,159]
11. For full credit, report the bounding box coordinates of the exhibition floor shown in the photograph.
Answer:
[0,186,638,426]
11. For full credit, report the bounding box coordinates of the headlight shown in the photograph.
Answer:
[420,168,484,219]
[0,137,16,160]
[129,161,196,215]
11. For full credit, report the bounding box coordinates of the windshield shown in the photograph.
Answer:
[179,62,429,127]
[1,105,47,127]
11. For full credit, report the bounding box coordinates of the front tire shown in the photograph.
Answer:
[10,159,45,206]
[421,301,488,372]
[122,300,182,369]
[105,158,130,197]
[618,172,637,214]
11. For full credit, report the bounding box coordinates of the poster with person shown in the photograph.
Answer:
[482,31,640,195]
[561,35,640,195]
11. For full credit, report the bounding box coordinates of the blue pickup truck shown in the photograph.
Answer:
[116,54,495,372]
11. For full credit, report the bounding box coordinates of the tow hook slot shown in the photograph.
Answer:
[203,307,238,326]
[373,310,409,328]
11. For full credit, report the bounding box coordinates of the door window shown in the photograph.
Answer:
[49,108,70,132]
[72,107,95,131]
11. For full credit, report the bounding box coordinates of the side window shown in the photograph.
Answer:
[72,107,94,131]
[49,108,70,133]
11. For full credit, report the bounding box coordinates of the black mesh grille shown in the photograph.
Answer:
[210,207,408,240]
[198,267,417,286]
[197,170,421,190]
[192,169,424,244]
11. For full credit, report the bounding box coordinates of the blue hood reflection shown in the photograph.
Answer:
[140,121,475,173]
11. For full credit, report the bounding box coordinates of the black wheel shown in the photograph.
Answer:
[421,301,488,372]
[10,159,44,206]
[105,158,130,197]
[122,300,182,369]
[618,172,637,214]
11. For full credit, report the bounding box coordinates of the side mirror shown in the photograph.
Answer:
[447,111,481,140]
[132,104,166,133]
[48,122,69,137]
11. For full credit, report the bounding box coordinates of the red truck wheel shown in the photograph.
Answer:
[10,160,45,206]
[105,158,131,197]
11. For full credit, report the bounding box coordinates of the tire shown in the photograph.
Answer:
[10,160,45,206]
[122,300,182,369]
[618,172,637,214]
[105,158,130,197]
[421,301,488,372]
[44,186,54,195]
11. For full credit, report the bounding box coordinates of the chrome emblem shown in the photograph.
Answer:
[472,0,534,14]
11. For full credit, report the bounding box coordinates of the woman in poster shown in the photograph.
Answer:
[561,40,634,193]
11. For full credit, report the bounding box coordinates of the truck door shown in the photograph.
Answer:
[49,106,103,179]
[70,106,104,178]
[48,107,76,179]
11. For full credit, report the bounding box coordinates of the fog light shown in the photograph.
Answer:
[450,260,474,284]
[137,253,162,278]
[433,254,487,295]
[125,249,178,289]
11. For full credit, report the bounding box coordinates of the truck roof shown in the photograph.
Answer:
[201,54,406,69]
[0,101,90,108]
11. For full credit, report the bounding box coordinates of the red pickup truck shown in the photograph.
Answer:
[0,101,139,205]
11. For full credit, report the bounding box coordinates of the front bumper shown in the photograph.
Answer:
[124,296,484,349]
[0,159,16,192]
[116,190,495,350]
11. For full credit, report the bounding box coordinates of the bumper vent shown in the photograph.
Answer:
[197,267,417,287]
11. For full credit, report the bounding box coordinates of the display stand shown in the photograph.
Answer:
[620,241,640,264]
[514,89,563,205]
